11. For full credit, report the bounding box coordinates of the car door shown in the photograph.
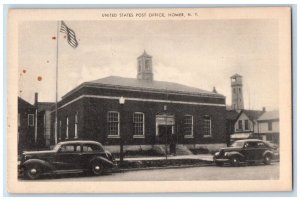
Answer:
[241,142,257,161]
[254,141,268,160]
[79,144,105,169]
[54,144,82,170]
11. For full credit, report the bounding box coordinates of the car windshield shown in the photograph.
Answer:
[229,141,244,147]
[52,143,63,152]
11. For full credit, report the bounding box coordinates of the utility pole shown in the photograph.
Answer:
[119,96,125,163]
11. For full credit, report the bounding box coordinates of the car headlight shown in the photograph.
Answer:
[214,152,220,156]
[224,152,229,157]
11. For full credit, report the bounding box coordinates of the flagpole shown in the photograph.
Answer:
[55,20,60,145]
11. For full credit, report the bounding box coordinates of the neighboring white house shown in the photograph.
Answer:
[257,111,279,144]
[230,109,265,141]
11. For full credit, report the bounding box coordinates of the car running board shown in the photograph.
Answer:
[52,169,86,174]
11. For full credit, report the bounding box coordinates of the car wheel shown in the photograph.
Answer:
[91,161,104,176]
[230,156,240,167]
[25,164,41,180]
[264,154,272,165]
[215,161,223,167]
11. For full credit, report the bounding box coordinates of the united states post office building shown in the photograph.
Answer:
[50,52,227,150]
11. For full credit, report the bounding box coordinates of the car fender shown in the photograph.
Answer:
[226,151,245,159]
[23,159,54,171]
[89,156,114,167]
[263,150,274,158]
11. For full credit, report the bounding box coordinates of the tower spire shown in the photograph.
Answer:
[231,74,244,111]
[137,50,153,81]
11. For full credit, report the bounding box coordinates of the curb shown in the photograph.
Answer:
[112,160,280,173]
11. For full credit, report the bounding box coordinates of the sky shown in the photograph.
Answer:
[18,19,279,110]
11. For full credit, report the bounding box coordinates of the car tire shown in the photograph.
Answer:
[25,164,41,180]
[263,154,272,165]
[215,161,223,167]
[91,161,104,176]
[230,156,240,167]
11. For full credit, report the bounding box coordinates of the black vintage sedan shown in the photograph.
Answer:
[213,139,277,167]
[18,140,115,179]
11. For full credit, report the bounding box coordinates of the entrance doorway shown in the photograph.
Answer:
[157,125,172,144]
[155,114,175,145]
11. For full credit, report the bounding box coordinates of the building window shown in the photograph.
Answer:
[266,134,273,141]
[203,116,212,137]
[183,115,194,138]
[59,120,62,140]
[107,111,119,137]
[74,112,78,139]
[133,112,144,138]
[183,115,193,138]
[28,114,34,126]
[43,113,46,133]
[66,116,69,139]
[244,120,249,130]
[145,60,151,70]
[138,61,142,72]
[268,121,273,131]
[238,120,243,130]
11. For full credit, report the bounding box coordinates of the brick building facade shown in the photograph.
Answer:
[50,52,227,149]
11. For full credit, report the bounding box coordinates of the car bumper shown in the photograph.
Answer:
[273,152,280,161]
[18,164,24,177]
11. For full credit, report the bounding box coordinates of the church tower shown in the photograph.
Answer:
[137,50,153,81]
[231,74,244,111]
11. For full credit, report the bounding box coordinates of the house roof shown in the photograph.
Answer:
[38,102,55,112]
[225,110,239,120]
[240,109,265,121]
[230,73,242,78]
[18,97,36,109]
[63,76,225,99]
[257,111,279,121]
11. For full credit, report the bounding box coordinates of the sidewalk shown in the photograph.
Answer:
[114,154,214,171]
[115,154,214,162]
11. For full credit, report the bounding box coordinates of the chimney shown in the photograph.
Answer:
[212,86,217,93]
[34,92,38,107]
[262,107,266,112]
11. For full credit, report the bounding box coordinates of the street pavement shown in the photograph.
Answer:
[34,162,279,181]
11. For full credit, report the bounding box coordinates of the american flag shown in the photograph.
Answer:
[60,21,78,48]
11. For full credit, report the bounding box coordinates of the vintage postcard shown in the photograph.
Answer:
[7,7,292,193]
